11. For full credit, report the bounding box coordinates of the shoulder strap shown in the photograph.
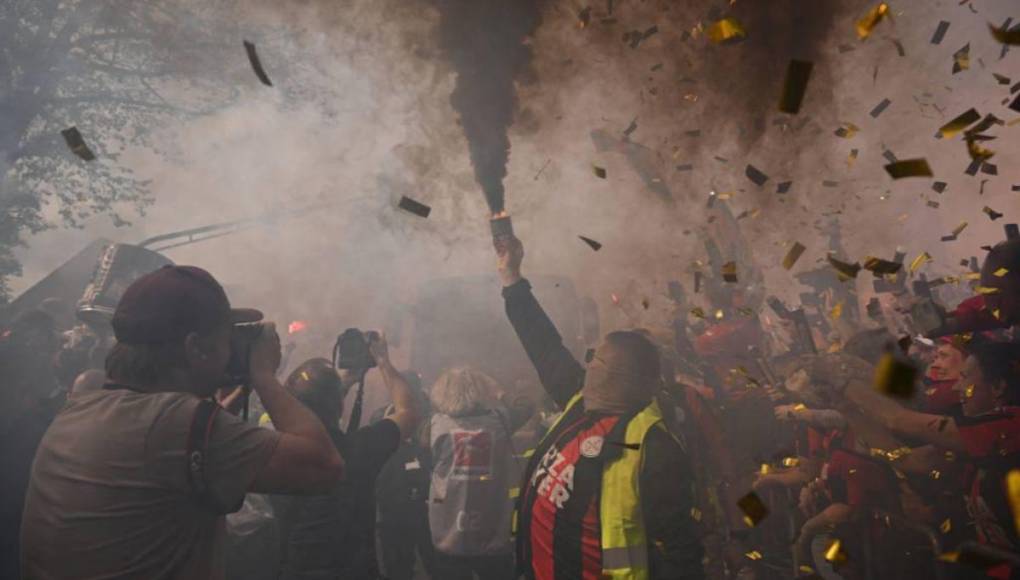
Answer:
[186,398,226,512]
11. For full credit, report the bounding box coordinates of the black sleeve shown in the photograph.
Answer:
[351,418,402,478]
[641,427,705,580]
[502,279,585,409]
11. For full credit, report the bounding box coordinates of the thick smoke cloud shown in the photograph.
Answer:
[11,0,1020,374]
[433,0,542,213]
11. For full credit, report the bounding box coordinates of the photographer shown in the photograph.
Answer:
[273,333,420,580]
[19,265,343,580]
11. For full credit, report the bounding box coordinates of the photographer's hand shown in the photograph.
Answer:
[369,333,420,439]
[368,332,390,365]
[249,322,344,494]
[494,235,524,287]
[249,323,282,381]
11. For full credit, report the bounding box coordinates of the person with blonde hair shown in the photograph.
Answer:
[428,366,534,580]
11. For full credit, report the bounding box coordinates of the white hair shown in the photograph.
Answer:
[429,367,500,417]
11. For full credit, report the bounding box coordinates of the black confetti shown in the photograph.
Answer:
[870,98,892,118]
[745,164,769,187]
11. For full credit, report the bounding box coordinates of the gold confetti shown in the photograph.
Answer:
[930,470,942,480]
[940,518,952,534]
[737,491,769,527]
[300,371,310,382]
[994,268,1009,277]
[952,221,969,237]
[938,108,982,138]
[782,457,801,468]
[874,353,917,399]
[760,463,771,475]
[953,43,971,73]
[783,242,807,270]
[910,252,933,274]
[863,256,903,275]
[835,122,859,138]
[975,286,1001,295]
[706,17,747,43]
[793,403,807,411]
[967,136,995,162]
[983,206,1004,221]
[828,255,862,280]
[799,566,816,575]
[745,551,763,561]
[938,552,960,563]
[965,384,975,398]
[1007,470,1020,535]
[714,309,725,320]
[856,3,889,39]
[690,307,706,319]
[989,22,1020,46]
[824,538,848,564]
[885,158,934,179]
[993,309,1002,320]
[690,507,703,522]
[831,302,843,320]
[722,261,738,283]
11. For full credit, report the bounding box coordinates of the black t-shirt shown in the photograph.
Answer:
[275,418,401,580]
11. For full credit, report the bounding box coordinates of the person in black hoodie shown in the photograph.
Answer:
[373,371,436,580]
[273,335,419,580]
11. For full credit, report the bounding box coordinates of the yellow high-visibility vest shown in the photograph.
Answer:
[521,392,666,580]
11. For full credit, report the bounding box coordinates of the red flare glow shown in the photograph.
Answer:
[288,320,308,335]
[611,293,620,305]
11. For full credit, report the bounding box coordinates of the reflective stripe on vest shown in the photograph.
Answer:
[519,392,662,579]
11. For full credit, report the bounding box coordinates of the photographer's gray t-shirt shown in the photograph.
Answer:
[20,389,280,580]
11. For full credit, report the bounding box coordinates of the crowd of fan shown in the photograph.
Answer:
[1,231,1019,580]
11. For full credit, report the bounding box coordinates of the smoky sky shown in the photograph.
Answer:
[10,0,1020,361]
[433,0,542,214]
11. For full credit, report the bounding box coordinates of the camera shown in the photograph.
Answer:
[333,328,379,370]
[226,323,263,383]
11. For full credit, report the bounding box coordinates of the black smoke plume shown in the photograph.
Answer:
[433,0,542,214]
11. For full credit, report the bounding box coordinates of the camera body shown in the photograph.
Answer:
[334,328,379,370]
[226,323,263,383]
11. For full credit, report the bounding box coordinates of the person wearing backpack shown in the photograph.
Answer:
[428,367,534,580]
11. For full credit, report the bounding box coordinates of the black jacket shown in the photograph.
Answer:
[504,279,705,579]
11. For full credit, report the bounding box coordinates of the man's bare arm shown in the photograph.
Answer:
[370,334,420,439]
[248,324,344,494]
[844,380,965,452]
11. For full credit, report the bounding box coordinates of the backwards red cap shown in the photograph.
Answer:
[111,265,262,344]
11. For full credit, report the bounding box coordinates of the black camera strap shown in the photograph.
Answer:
[347,378,366,433]
[103,382,231,513]
[186,399,223,511]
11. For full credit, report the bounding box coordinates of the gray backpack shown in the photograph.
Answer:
[429,406,518,556]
